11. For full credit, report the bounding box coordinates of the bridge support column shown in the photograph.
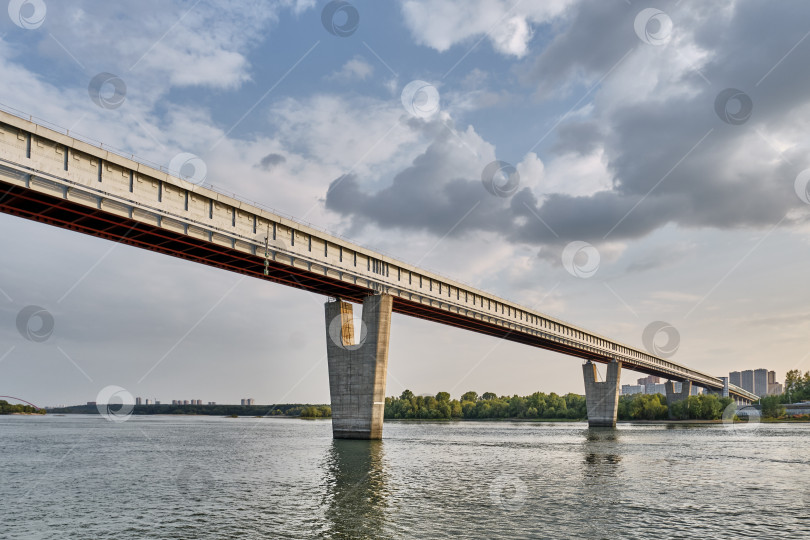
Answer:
[325,294,392,440]
[582,360,622,428]
[665,380,692,419]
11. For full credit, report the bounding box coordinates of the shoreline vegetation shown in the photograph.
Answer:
[0,400,45,415]
[38,371,810,423]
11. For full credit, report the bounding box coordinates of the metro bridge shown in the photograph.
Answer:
[0,109,758,438]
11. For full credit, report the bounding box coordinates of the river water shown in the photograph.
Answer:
[1,415,808,539]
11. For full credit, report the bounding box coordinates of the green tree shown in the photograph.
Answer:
[435,392,450,403]
[460,391,478,402]
[508,396,527,418]
[761,395,785,418]
[460,400,477,418]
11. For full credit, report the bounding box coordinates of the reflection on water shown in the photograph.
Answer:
[583,427,622,467]
[579,427,627,539]
[323,440,389,540]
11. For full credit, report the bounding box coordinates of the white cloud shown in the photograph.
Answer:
[328,56,375,81]
[399,0,573,57]
[515,152,544,191]
[541,147,612,198]
[42,1,310,95]
[490,15,532,56]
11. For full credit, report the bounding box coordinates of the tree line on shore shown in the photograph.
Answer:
[385,390,587,420]
[48,371,810,421]
[384,390,736,421]
[50,403,327,417]
[0,400,45,415]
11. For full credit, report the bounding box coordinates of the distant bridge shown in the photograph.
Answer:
[0,108,757,437]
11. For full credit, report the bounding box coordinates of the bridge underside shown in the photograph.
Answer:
[0,178,733,396]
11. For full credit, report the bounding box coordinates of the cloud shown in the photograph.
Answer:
[399,0,573,57]
[257,153,287,170]
[327,1,810,252]
[33,1,311,94]
[327,56,374,81]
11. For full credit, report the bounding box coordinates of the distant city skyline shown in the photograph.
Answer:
[729,369,783,396]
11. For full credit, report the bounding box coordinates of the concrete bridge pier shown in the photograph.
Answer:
[325,294,393,440]
[582,360,622,428]
[665,380,692,419]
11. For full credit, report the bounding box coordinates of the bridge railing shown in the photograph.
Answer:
[0,102,529,314]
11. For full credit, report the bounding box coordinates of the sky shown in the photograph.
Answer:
[1,0,809,407]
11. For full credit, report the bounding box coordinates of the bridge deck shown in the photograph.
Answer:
[0,109,757,402]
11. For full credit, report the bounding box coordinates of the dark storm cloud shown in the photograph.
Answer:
[257,153,286,170]
[325,1,810,247]
[325,125,514,237]
[523,1,640,98]
[551,120,604,156]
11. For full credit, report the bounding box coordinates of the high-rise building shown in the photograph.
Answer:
[135,397,142,405]
[645,383,666,395]
[637,375,660,386]
[241,399,246,406]
[741,370,754,393]
[155,401,161,405]
[172,400,178,405]
[183,400,190,405]
[145,399,151,405]
[208,402,216,405]
[621,384,644,395]
[729,371,741,387]
[754,369,768,396]
[767,371,783,395]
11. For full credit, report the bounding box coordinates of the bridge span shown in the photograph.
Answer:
[0,109,757,436]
